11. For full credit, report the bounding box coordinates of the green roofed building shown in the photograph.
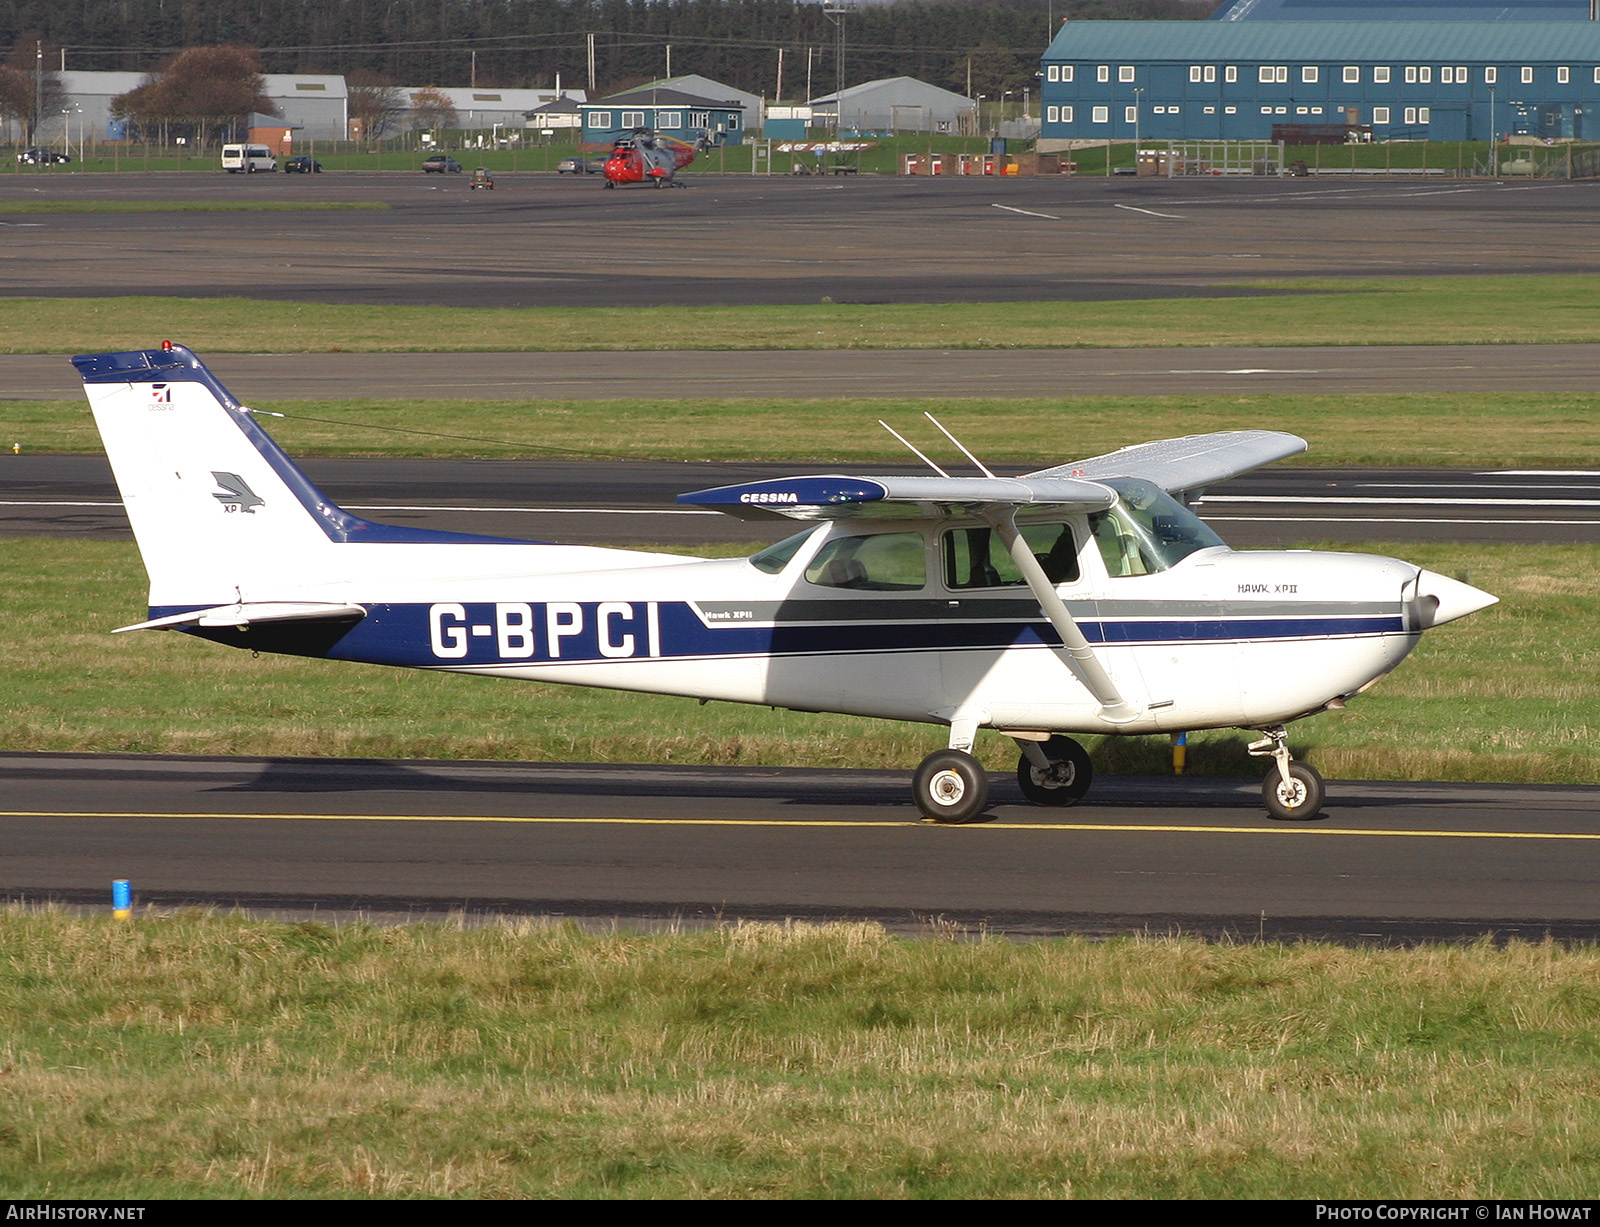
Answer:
[1040,21,1600,143]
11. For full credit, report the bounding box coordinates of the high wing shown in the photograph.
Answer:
[677,474,1118,521]
[1027,429,1306,499]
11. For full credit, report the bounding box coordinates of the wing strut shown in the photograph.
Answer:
[983,505,1140,725]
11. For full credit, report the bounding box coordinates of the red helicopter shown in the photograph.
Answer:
[602,129,710,189]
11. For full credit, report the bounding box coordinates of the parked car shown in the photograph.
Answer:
[422,155,462,174]
[282,156,322,174]
[17,148,70,165]
[221,144,276,173]
[556,156,606,175]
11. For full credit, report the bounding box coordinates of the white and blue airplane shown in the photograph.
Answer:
[77,343,1497,822]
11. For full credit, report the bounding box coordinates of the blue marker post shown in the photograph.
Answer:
[1171,732,1187,776]
[112,879,131,921]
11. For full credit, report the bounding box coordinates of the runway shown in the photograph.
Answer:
[9,343,1600,401]
[5,752,1597,942]
[5,454,1595,546]
[2,174,1596,308]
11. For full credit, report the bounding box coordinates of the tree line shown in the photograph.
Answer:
[3,1,1217,103]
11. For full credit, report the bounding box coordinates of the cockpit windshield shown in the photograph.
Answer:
[1090,477,1225,577]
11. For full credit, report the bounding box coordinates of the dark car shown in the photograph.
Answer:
[282,156,322,174]
[17,148,70,165]
[422,155,462,174]
[556,156,606,174]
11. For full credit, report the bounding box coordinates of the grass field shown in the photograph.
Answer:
[9,388,1600,470]
[3,910,1599,1198]
[3,275,1600,355]
[0,537,1587,786]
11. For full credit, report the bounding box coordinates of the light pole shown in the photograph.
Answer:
[1133,86,1143,156]
[1489,85,1496,175]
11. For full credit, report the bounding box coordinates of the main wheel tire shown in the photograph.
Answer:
[1263,762,1325,821]
[1016,735,1093,807]
[913,750,989,824]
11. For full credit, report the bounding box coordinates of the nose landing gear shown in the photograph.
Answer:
[1249,726,1325,821]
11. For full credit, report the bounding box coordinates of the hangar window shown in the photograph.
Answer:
[805,532,926,592]
[1047,105,1059,122]
[1404,106,1417,124]
[1343,66,1359,83]
[1296,106,1309,115]
[1441,67,1455,84]
[658,111,681,129]
[1225,106,1237,114]
[1125,105,1138,123]
[1486,67,1498,84]
[1169,105,1180,114]
[1258,66,1276,84]
[1594,68,1600,84]
[1092,106,1109,124]
[622,110,645,127]
[1190,66,1202,83]
[690,110,710,128]
[1062,105,1074,122]
[1522,66,1534,84]
[1261,106,1273,114]
[589,111,611,129]
[1205,66,1216,83]
[1225,66,1238,83]
[1405,66,1417,84]
[1097,65,1109,83]
[1559,66,1570,84]
[1457,66,1467,80]
[1153,106,1165,114]
[1048,66,1060,82]
[1062,66,1074,82]
[1375,66,1391,83]
[1119,66,1136,82]
[1302,66,1318,84]
[1311,106,1323,115]
[1373,107,1390,124]
[1275,106,1287,114]
[1419,107,1430,123]
[1204,106,1216,114]
[1419,66,1432,84]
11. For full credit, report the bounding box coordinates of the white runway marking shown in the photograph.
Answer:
[991,204,1060,220]
[1113,204,1185,219]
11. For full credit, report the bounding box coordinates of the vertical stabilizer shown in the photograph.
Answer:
[76,344,350,611]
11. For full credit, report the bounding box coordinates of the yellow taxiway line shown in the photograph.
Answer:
[2,811,1598,842]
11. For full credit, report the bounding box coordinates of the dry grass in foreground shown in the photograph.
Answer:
[1,909,1598,1199]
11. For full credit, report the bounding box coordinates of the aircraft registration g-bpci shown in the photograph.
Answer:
[78,344,1497,822]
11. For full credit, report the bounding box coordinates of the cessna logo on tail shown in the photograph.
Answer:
[211,471,264,514]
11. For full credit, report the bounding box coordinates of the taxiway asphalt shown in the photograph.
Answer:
[5,454,1595,546]
[6,752,1598,943]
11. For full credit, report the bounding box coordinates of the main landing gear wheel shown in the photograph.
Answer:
[1016,735,1093,807]
[1263,762,1325,822]
[913,750,989,824]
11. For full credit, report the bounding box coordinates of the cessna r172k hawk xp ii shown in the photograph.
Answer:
[78,344,1497,822]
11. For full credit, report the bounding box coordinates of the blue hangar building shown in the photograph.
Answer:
[1039,20,1600,143]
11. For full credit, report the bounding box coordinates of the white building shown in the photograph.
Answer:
[808,76,977,134]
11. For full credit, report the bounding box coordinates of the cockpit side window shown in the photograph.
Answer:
[943,523,1079,589]
[804,532,927,591]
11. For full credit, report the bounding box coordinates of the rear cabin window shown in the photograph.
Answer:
[804,532,926,591]
[749,527,817,574]
[943,523,1079,589]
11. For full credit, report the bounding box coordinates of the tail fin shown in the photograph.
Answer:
[75,343,507,613]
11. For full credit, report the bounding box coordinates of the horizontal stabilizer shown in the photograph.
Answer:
[678,474,1118,520]
[1028,430,1307,495]
[114,602,367,634]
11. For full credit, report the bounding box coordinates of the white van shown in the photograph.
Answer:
[221,144,277,173]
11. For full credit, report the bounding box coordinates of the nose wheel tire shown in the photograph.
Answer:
[913,750,989,824]
[1263,762,1325,821]
[1016,735,1093,807]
